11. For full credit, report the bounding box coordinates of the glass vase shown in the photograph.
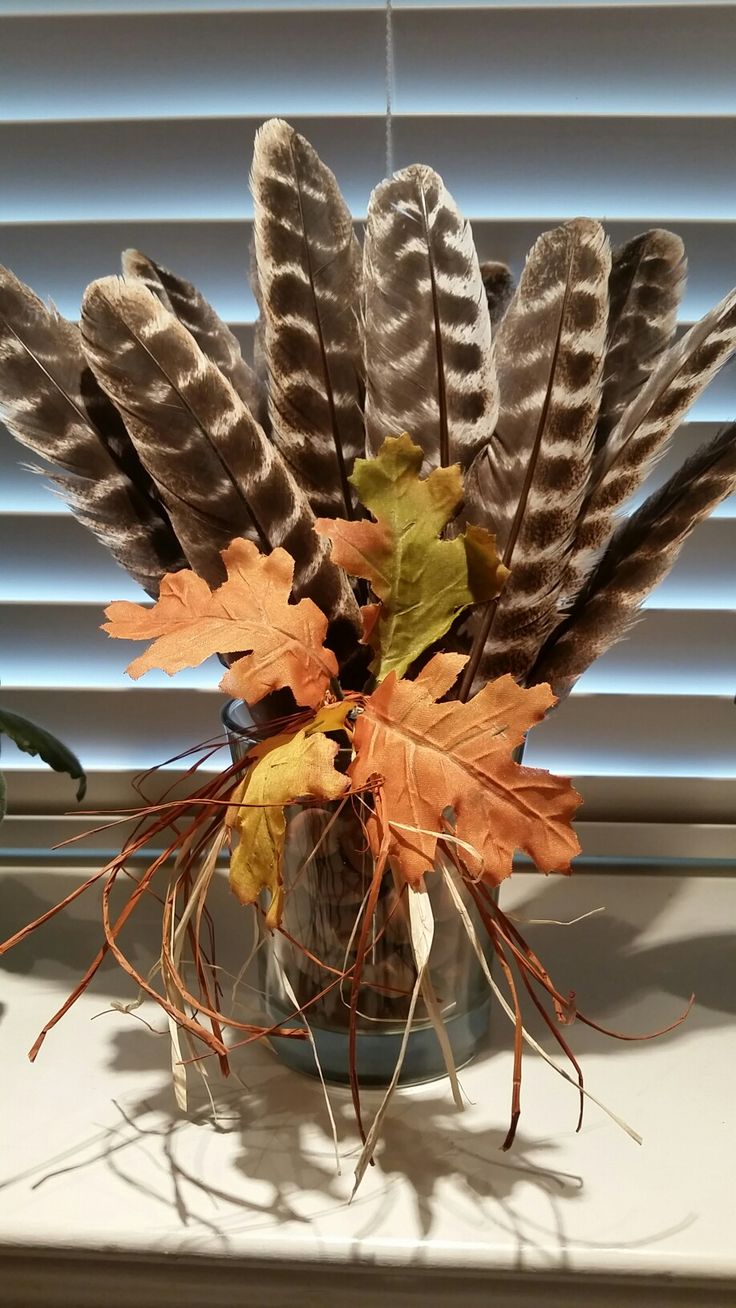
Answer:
[223,698,493,1088]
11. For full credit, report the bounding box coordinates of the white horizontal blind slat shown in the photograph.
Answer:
[2,220,736,323]
[4,460,734,605]
[3,686,736,775]
[0,0,734,857]
[4,603,735,697]
[3,116,735,223]
[2,7,734,120]
[2,1,732,13]
[5,420,736,514]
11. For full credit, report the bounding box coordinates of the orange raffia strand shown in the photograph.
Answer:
[131,736,227,806]
[164,833,230,1072]
[1,709,693,1141]
[26,737,366,1062]
[467,867,695,1138]
[187,921,230,1077]
[165,856,231,1076]
[101,862,226,1058]
[478,882,693,1043]
[8,787,206,1059]
[183,958,363,1068]
[273,912,410,1001]
[195,886,410,1072]
[468,872,585,1128]
[26,841,176,1061]
[194,864,229,1030]
[0,740,267,1064]
[474,883,575,1020]
[489,931,524,1151]
[6,754,291,1062]
[187,842,230,1070]
[0,865,110,959]
[133,823,306,1046]
[516,961,586,1133]
[348,795,391,1148]
[100,854,304,1052]
[186,829,409,1075]
[458,858,588,1139]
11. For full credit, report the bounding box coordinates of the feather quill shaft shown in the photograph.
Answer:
[531,421,736,696]
[80,276,358,629]
[363,164,497,473]
[121,249,264,419]
[250,118,364,519]
[564,284,736,599]
[596,230,686,455]
[0,265,182,595]
[460,219,610,694]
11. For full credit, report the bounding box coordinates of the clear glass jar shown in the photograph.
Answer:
[223,698,493,1087]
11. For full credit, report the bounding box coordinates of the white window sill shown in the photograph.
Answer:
[0,867,734,1306]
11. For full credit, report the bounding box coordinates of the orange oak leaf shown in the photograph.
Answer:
[349,652,581,885]
[103,538,337,709]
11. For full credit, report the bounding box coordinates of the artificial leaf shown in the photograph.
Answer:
[228,702,352,926]
[103,538,338,709]
[0,707,86,801]
[316,434,507,680]
[349,653,581,885]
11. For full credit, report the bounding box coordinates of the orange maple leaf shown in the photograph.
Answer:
[349,652,581,885]
[103,539,337,709]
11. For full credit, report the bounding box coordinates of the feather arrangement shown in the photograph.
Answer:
[0,265,183,595]
[121,248,264,419]
[80,276,357,630]
[562,285,736,600]
[250,118,364,519]
[0,120,730,1180]
[460,219,610,693]
[1,120,733,709]
[532,421,736,697]
[1,122,733,704]
[4,121,732,695]
[596,229,686,455]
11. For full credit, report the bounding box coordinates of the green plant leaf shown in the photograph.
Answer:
[316,434,508,680]
[0,707,86,801]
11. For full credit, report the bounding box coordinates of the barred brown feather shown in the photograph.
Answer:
[596,229,686,454]
[564,285,736,599]
[121,249,264,419]
[0,264,182,595]
[249,238,270,431]
[80,276,358,631]
[460,219,610,693]
[250,118,364,519]
[363,164,497,473]
[532,421,736,697]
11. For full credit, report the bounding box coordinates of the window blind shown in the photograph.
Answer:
[2,0,735,860]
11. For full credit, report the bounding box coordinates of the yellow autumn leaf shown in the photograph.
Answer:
[228,701,353,927]
[316,434,508,681]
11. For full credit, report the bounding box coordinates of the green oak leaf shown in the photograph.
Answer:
[316,434,508,680]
